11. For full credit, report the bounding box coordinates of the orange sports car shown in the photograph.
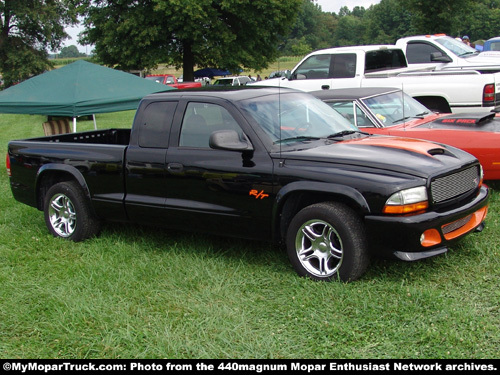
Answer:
[313,87,500,180]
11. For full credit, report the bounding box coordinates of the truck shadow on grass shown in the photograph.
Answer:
[88,221,476,284]
[96,221,292,276]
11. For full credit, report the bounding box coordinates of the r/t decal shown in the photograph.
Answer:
[249,189,269,200]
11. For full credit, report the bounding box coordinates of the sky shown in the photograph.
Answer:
[315,0,380,13]
[62,1,382,53]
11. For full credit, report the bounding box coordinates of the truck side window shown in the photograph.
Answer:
[179,102,244,148]
[138,101,178,148]
[406,43,441,64]
[294,54,331,79]
[331,54,356,78]
[365,49,407,72]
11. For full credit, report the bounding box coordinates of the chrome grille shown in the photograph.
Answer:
[431,166,479,204]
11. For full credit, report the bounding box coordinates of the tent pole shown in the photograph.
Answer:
[73,117,77,133]
[93,114,97,129]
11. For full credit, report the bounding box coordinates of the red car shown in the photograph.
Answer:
[313,88,500,180]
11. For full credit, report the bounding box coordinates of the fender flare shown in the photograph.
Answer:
[272,180,371,240]
[36,163,91,207]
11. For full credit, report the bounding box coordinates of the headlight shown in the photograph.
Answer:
[383,186,429,215]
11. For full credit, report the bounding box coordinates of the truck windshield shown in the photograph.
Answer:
[435,36,478,57]
[240,92,357,144]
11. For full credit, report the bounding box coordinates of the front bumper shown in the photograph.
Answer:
[364,186,489,260]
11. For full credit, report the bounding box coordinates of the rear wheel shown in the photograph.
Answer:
[44,181,101,242]
[286,202,369,282]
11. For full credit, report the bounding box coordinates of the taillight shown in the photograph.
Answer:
[6,153,11,177]
[483,84,495,106]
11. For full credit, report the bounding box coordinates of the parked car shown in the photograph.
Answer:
[312,87,500,180]
[483,37,500,52]
[212,76,252,86]
[145,74,202,89]
[268,70,289,79]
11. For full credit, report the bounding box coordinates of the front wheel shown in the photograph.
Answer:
[44,181,101,242]
[286,202,369,282]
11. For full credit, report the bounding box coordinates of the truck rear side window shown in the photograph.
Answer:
[138,101,178,148]
[365,49,407,72]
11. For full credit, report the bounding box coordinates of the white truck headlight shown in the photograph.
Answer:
[383,186,428,215]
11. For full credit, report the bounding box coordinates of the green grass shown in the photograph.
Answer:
[1,113,499,359]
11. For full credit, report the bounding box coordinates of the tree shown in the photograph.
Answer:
[401,0,471,35]
[0,0,80,87]
[281,0,338,55]
[59,45,86,58]
[81,0,301,81]
[363,0,415,44]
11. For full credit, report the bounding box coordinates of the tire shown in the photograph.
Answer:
[286,202,369,282]
[414,97,451,113]
[43,181,101,242]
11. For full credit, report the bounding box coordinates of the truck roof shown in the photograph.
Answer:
[142,86,299,101]
[306,44,399,56]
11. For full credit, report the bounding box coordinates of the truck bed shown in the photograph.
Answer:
[8,128,131,214]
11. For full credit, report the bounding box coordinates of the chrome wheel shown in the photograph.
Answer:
[295,219,343,278]
[286,202,369,282]
[48,193,77,238]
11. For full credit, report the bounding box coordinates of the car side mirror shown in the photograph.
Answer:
[430,52,453,63]
[209,130,254,151]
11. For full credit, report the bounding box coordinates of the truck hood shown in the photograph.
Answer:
[453,53,500,70]
[278,135,475,178]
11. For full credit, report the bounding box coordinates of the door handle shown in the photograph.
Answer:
[167,163,184,173]
[321,85,330,90]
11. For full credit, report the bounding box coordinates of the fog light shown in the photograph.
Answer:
[421,229,441,247]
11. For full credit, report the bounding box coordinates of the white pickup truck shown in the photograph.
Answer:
[253,44,500,113]
[396,34,500,72]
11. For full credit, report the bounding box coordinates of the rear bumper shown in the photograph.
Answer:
[364,186,489,260]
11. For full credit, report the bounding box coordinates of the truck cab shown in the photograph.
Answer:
[396,34,500,72]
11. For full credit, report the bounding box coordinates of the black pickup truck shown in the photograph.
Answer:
[6,87,489,281]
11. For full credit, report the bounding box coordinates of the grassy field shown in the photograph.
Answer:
[1,112,499,359]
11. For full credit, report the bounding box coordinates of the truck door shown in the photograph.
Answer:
[124,100,178,222]
[164,100,275,241]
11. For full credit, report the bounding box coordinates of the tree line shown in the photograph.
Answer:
[1,0,500,88]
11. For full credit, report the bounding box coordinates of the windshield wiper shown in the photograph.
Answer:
[392,113,427,123]
[275,136,321,144]
[326,130,359,139]
[458,51,479,57]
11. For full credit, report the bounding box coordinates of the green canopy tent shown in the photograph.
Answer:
[0,60,175,132]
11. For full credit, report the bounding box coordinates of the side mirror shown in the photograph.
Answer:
[209,130,254,151]
[430,52,453,63]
